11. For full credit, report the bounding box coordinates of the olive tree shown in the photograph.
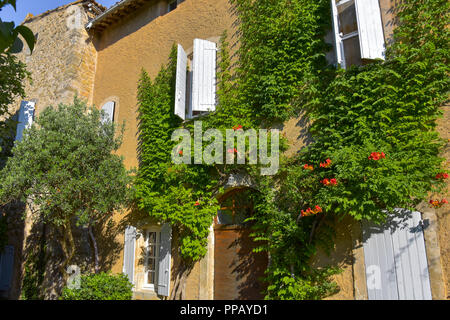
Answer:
[0,98,132,280]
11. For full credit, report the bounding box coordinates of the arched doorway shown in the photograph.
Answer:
[213,188,267,300]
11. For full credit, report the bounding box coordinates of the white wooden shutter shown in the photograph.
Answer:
[101,101,115,123]
[192,39,217,112]
[0,245,14,291]
[123,226,136,284]
[362,209,432,300]
[362,219,399,300]
[15,101,35,142]
[330,0,344,67]
[354,0,385,60]
[157,223,172,297]
[175,44,188,120]
[390,210,432,300]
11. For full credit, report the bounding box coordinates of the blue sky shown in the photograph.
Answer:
[0,0,118,25]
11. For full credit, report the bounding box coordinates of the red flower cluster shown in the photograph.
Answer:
[429,199,448,208]
[436,173,449,180]
[178,150,183,156]
[301,205,323,217]
[303,164,314,171]
[227,148,238,154]
[232,124,243,131]
[319,158,332,168]
[368,152,386,160]
[194,200,200,206]
[321,178,337,186]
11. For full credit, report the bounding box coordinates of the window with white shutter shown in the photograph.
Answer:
[157,223,172,297]
[123,226,136,284]
[15,100,35,142]
[175,44,187,120]
[101,101,115,123]
[192,39,217,113]
[362,209,432,300]
[331,0,385,69]
[174,39,217,120]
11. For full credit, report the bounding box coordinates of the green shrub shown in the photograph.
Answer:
[60,272,133,300]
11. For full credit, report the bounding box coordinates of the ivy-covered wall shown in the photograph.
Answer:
[90,0,448,300]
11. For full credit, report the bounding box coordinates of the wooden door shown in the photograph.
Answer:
[213,188,267,300]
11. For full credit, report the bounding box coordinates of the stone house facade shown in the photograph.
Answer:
[1,0,448,300]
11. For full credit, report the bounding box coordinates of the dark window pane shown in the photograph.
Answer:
[338,2,358,35]
[234,207,252,225]
[169,1,177,12]
[217,209,233,225]
[343,36,362,67]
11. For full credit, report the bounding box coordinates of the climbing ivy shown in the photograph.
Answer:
[135,48,220,263]
[135,0,449,300]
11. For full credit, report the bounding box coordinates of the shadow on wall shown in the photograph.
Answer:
[213,226,268,300]
[91,1,171,51]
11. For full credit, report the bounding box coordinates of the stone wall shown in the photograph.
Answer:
[11,1,98,117]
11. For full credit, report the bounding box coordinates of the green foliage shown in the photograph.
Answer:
[135,0,448,300]
[266,267,340,300]
[233,0,448,299]
[0,53,30,160]
[230,0,331,123]
[297,0,449,222]
[60,272,133,300]
[0,98,132,276]
[0,98,132,225]
[135,47,219,262]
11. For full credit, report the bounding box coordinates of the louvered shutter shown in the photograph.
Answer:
[123,226,136,284]
[101,101,115,123]
[15,101,35,142]
[362,209,432,300]
[354,0,385,60]
[192,39,217,112]
[175,44,187,119]
[0,245,14,291]
[157,223,172,297]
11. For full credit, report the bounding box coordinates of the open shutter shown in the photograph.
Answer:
[123,226,136,284]
[354,0,385,60]
[192,39,216,112]
[390,211,432,300]
[157,223,172,297]
[362,219,399,300]
[101,101,115,123]
[15,101,35,142]
[175,44,187,120]
[330,0,344,67]
[0,245,14,291]
[362,209,432,300]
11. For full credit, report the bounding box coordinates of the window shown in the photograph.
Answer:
[174,38,217,120]
[100,101,115,123]
[143,229,161,290]
[15,100,35,142]
[216,188,253,226]
[331,0,385,69]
